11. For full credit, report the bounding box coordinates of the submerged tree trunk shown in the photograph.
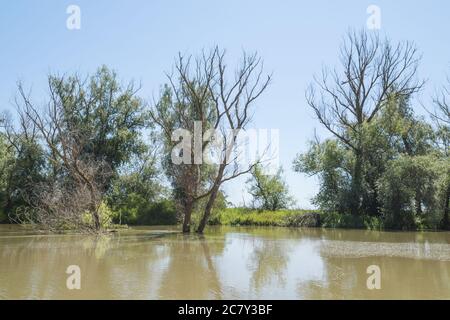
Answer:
[182,201,194,233]
[4,196,13,217]
[86,181,101,231]
[196,185,220,234]
[91,204,101,231]
[196,165,226,234]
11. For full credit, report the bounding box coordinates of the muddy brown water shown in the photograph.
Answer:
[0,224,449,299]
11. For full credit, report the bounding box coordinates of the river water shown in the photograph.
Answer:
[0,225,449,299]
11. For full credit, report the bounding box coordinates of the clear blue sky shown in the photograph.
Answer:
[1,0,450,208]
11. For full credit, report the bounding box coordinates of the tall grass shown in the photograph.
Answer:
[209,208,321,227]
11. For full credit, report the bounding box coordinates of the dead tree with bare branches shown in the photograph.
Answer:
[196,48,271,233]
[306,30,423,215]
[150,58,217,232]
[151,47,271,233]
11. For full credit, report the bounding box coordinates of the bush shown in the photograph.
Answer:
[110,197,178,226]
[363,216,384,230]
[320,211,385,229]
[377,155,443,230]
[320,211,364,228]
[136,200,178,225]
[82,201,115,229]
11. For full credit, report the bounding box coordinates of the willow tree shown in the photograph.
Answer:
[247,165,294,211]
[305,30,423,215]
[431,78,450,229]
[0,109,46,220]
[10,67,146,232]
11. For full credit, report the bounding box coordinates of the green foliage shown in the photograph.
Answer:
[247,165,295,211]
[294,139,352,213]
[0,134,10,221]
[377,155,445,229]
[152,84,217,229]
[110,197,177,226]
[363,215,385,230]
[136,200,178,225]
[212,208,320,227]
[295,92,447,230]
[106,147,174,226]
[1,66,150,231]
[82,201,115,229]
[193,190,228,226]
[52,66,148,172]
[107,150,163,224]
[0,133,46,221]
[320,211,363,229]
[2,60,449,233]
[0,210,6,223]
[320,211,383,230]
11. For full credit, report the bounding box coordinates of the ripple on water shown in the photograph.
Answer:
[320,240,450,261]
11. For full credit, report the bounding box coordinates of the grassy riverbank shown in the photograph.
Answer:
[209,209,446,231]
[209,208,387,230]
[209,208,321,228]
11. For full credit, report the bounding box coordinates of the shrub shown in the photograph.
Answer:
[320,211,364,228]
[136,200,178,225]
[377,155,443,230]
[82,201,115,229]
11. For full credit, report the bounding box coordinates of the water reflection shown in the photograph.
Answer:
[156,234,224,299]
[0,225,449,299]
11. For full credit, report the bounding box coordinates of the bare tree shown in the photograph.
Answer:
[150,51,218,233]
[431,78,450,155]
[306,29,423,215]
[151,47,271,233]
[196,48,271,233]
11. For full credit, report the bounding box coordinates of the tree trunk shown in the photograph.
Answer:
[85,181,101,231]
[196,165,226,234]
[182,201,193,233]
[415,192,422,217]
[196,185,220,234]
[351,150,363,216]
[442,183,450,230]
[90,202,101,231]
[4,196,13,217]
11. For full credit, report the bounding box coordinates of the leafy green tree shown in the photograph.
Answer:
[294,139,352,213]
[377,155,444,229]
[0,113,47,221]
[47,66,148,179]
[247,165,294,211]
[295,91,439,228]
[107,149,164,224]
[8,66,148,231]
[305,30,422,216]
[430,79,450,229]
[0,134,12,222]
